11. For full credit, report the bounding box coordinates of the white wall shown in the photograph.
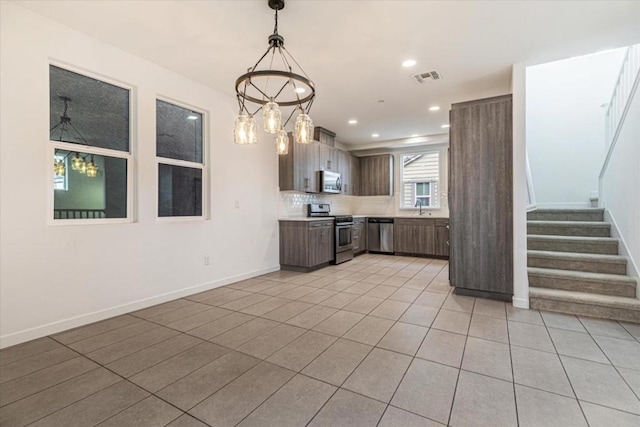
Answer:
[512,63,529,308]
[601,77,640,281]
[0,3,280,348]
[526,49,626,208]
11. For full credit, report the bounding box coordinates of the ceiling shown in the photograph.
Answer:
[15,0,640,149]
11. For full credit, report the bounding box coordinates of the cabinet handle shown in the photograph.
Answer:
[328,160,332,170]
[446,225,449,229]
[304,178,309,188]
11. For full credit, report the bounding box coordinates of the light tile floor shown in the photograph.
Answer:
[1,254,640,426]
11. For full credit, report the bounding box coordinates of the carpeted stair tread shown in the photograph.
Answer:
[527,220,611,237]
[527,209,604,222]
[527,250,626,263]
[529,287,640,323]
[527,250,627,275]
[527,235,618,255]
[528,235,618,243]
[528,267,636,297]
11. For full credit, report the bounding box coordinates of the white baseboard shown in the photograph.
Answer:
[512,297,530,309]
[0,265,281,349]
[536,202,592,209]
[604,210,640,285]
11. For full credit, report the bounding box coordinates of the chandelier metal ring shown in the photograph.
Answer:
[235,70,315,107]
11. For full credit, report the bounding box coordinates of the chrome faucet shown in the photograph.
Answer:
[414,199,425,215]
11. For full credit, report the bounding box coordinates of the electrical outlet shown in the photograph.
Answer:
[235,200,240,209]
[204,256,210,266]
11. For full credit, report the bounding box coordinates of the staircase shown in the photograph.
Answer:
[527,208,640,323]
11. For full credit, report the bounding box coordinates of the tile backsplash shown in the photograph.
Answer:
[278,191,449,218]
[278,192,354,217]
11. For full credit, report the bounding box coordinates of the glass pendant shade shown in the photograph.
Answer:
[275,129,289,155]
[86,161,98,178]
[234,113,258,145]
[294,112,314,144]
[71,153,84,170]
[80,161,88,174]
[263,100,281,134]
[54,159,65,176]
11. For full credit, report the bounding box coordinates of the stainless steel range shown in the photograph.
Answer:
[307,204,354,264]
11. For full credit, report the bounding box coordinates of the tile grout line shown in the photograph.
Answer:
[12,340,181,427]
[576,316,640,403]
[505,303,521,427]
[234,257,444,427]
[446,295,475,427]
[47,334,218,427]
[540,312,592,425]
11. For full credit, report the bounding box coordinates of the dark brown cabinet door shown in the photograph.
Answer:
[360,154,393,196]
[450,95,513,297]
[318,144,338,172]
[395,218,436,255]
[308,222,334,266]
[350,156,360,196]
[394,222,415,253]
[352,218,366,254]
[279,221,310,267]
[435,226,449,256]
[415,221,436,255]
[279,136,319,193]
[337,150,351,194]
[302,142,319,192]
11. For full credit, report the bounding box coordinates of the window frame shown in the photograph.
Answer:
[414,182,432,207]
[155,96,208,222]
[47,61,135,226]
[399,150,441,210]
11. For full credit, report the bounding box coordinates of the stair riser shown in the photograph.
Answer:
[528,240,618,255]
[527,224,610,237]
[527,256,627,275]
[527,212,604,221]
[528,273,636,298]
[530,298,640,323]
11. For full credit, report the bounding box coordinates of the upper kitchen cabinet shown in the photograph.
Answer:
[449,94,513,300]
[349,155,361,196]
[359,154,393,196]
[338,150,358,195]
[279,134,320,193]
[318,143,339,172]
[314,126,336,147]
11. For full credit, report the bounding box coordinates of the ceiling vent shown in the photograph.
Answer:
[412,70,441,84]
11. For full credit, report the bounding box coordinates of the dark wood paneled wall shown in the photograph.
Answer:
[449,94,513,298]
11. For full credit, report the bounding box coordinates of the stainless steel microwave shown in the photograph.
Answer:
[319,170,342,193]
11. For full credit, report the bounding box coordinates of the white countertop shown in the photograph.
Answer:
[278,217,334,222]
[279,214,448,221]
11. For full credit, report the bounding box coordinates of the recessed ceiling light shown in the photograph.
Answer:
[348,119,358,125]
[402,59,417,68]
[441,124,450,129]
[187,115,199,120]
[294,87,306,94]
[372,133,380,138]
[428,106,441,111]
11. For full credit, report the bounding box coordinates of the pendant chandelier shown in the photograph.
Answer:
[51,97,98,178]
[234,0,315,153]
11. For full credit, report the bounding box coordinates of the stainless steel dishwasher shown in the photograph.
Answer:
[367,218,394,254]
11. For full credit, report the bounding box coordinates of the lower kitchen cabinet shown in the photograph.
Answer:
[280,220,334,270]
[394,218,446,257]
[435,219,450,257]
[352,217,366,255]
